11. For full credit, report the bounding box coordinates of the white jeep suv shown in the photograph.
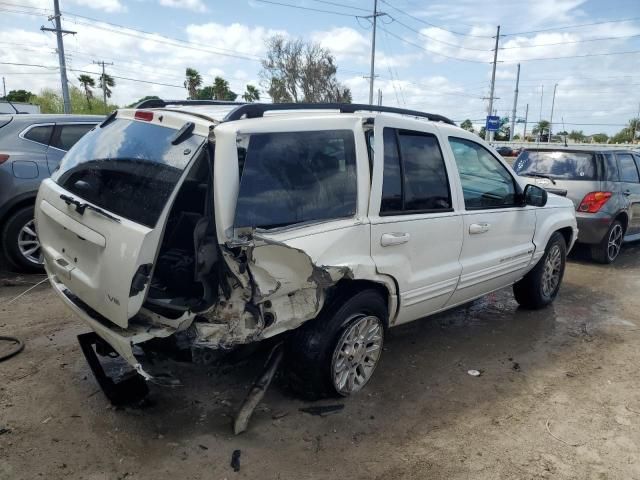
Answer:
[35,101,577,399]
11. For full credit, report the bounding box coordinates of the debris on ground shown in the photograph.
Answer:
[512,362,521,372]
[0,335,25,362]
[467,369,482,377]
[299,404,344,417]
[0,427,11,435]
[230,449,241,472]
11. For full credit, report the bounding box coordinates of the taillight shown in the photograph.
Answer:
[578,191,612,213]
[134,110,154,121]
[0,154,9,165]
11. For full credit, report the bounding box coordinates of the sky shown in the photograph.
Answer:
[0,0,639,136]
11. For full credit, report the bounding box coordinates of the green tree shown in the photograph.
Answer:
[628,118,640,143]
[98,73,115,113]
[591,133,609,144]
[478,126,486,139]
[212,76,237,101]
[184,67,202,99]
[31,87,117,114]
[568,130,585,142]
[78,74,96,110]
[261,35,352,103]
[6,89,34,102]
[460,119,474,132]
[242,84,260,102]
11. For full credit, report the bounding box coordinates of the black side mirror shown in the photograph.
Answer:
[523,184,548,207]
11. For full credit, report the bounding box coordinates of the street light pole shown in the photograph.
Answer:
[486,25,500,141]
[549,83,558,143]
[368,0,379,105]
[509,63,520,141]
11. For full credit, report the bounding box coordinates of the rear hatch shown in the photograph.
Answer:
[513,149,601,207]
[35,111,207,328]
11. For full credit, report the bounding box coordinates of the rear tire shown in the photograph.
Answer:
[590,220,623,264]
[286,289,387,400]
[514,232,566,310]
[2,205,44,273]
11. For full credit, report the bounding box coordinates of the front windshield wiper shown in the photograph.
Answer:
[523,172,556,185]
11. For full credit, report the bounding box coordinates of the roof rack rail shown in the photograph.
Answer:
[222,103,456,125]
[135,99,247,109]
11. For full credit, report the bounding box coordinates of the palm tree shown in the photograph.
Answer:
[242,84,260,102]
[184,68,202,99]
[78,74,95,110]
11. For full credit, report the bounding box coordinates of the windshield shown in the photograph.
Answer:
[513,150,597,180]
[53,118,205,227]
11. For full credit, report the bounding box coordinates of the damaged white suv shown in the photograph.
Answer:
[36,101,577,400]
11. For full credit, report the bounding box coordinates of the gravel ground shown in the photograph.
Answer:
[1,243,639,480]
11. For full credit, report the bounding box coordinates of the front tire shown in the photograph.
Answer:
[286,289,387,400]
[590,220,623,264]
[1,206,44,273]
[514,232,566,309]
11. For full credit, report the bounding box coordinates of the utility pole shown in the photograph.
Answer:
[94,60,114,113]
[523,103,529,140]
[509,63,520,141]
[549,83,558,143]
[40,0,75,114]
[377,88,382,106]
[367,0,385,105]
[2,77,5,98]
[486,25,500,141]
[538,84,544,143]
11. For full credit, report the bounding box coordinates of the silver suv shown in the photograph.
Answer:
[0,114,102,271]
[514,147,640,263]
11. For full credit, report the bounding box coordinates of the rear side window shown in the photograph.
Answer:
[234,130,357,229]
[603,153,619,181]
[23,125,53,145]
[617,153,640,183]
[513,150,596,180]
[380,128,451,214]
[50,124,95,151]
[53,118,205,227]
[449,137,516,209]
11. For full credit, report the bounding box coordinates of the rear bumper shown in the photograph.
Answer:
[46,266,183,379]
[576,212,612,244]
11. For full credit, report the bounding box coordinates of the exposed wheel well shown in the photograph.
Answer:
[556,226,574,248]
[614,212,629,233]
[324,279,392,326]
[0,196,36,230]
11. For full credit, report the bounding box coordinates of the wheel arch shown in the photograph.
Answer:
[613,211,629,233]
[0,193,37,230]
[324,277,398,328]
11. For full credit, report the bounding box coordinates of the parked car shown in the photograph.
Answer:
[35,101,577,401]
[0,114,103,271]
[513,146,640,263]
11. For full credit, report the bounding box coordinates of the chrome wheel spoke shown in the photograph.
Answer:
[18,219,43,265]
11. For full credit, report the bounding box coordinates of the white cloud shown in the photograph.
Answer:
[67,0,126,13]
[158,0,207,13]
[312,27,369,59]
[186,22,285,58]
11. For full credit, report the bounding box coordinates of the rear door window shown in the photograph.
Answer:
[617,153,640,183]
[50,124,95,151]
[53,118,205,227]
[513,150,597,180]
[22,125,53,146]
[234,130,357,229]
[603,153,619,181]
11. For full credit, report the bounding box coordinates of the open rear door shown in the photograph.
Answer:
[35,112,206,328]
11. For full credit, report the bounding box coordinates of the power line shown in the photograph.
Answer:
[389,17,493,51]
[306,0,370,13]
[500,34,640,49]
[378,0,494,38]
[502,17,640,36]
[502,49,640,63]
[252,0,359,17]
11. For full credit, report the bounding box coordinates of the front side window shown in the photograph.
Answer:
[449,137,516,209]
[514,150,597,180]
[53,118,205,227]
[617,153,640,183]
[234,130,357,229]
[380,128,451,215]
[51,124,95,151]
[23,125,53,146]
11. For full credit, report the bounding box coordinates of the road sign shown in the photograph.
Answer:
[486,115,500,132]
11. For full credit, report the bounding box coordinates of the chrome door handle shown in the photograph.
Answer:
[381,232,410,246]
[469,223,490,234]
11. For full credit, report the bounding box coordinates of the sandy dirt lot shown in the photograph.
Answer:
[1,243,640,480]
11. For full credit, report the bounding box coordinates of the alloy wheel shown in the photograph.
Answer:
[331,314,383,396]
[17,219,43,265]
[541,244,562,299]
[607,223,623,262]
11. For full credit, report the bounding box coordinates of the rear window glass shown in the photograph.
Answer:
[23,125,53,145]
[513,150,597,180]
[51,124,95,151]
[53,118,205,227]
[617,153,639,183]
[234,130,357,229]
